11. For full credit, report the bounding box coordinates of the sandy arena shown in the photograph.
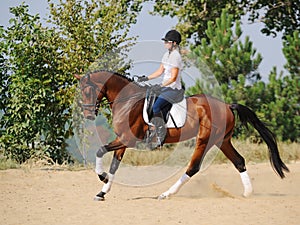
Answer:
[1,162,299,225]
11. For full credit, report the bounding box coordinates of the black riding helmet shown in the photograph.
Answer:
[162,30,181,44]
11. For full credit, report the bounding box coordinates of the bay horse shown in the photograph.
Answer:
[74,70,289,201]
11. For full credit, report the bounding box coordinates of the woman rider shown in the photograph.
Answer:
[138,30,183,148]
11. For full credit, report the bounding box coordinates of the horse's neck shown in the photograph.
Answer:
[92,72,145,103]
[107,79,145,103]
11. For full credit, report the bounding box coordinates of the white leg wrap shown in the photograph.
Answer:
[159,174,190,199]
[95,157,104,175]
[101,173,114,194]
[240,171,253,197]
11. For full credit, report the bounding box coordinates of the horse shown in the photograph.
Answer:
[74,70,289,201]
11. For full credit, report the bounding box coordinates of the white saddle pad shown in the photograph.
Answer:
[143,98,187,128]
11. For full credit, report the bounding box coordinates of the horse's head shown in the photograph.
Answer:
[74,73,103,120]
[75,70,145,120]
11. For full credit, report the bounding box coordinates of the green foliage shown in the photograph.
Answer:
[282,30,300,76]
[260,68,299,142]
[0,1,142,163]
[186,9,299,142]
[0,4,71,163]
[151,0,299,42]
[246,0,300,38]
[189,9,262,85]
[0,158,19,170]
[47,0,142,73]
[151,0,247,45]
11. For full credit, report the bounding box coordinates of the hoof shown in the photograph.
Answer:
[98,172,109,184]
[94,196,105,201]
[242,185,253,198]
[242,190,253,198]
[94,191,105,201]
[157,193,168,200]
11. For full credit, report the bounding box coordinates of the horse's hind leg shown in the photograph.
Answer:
[220,139,253,197]
[158,109,214,200]
[158,133,211,199]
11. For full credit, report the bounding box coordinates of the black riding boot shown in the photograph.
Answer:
[150,112,167,149]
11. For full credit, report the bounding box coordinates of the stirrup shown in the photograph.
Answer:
[154,137,164,149]
[151,127,165,150]
[145,126,154,141]
[144,126,155,150]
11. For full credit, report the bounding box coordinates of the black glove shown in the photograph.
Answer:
[137,76,149,82]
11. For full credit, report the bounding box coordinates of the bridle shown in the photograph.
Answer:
[80,73,147,116]
[80,74,106,115]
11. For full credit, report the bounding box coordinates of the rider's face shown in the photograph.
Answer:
[164,41,174,50]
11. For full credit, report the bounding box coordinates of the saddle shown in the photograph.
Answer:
[143,86,187,129]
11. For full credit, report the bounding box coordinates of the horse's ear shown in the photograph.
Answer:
[74,74,82,80]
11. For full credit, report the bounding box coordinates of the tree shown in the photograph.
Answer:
[282,30,300,76]
[247,0,300,38]
[260,31,299,142]
[152,1,299,142]
[46,0,143,155]
[0,27,9,118]
[0,5,68,162]
[189,9,262,86]
[47,0,142,74]
[0,0,143,163]
[260,68,299,142]
[150,0,247,45]
[185,10,265,140]
[151,0,299,42]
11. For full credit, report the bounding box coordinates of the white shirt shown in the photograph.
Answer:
[161,49,182,89]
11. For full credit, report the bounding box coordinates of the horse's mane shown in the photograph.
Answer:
[87,69,146,88]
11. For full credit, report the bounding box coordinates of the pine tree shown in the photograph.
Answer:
[282,30,300,77]
[260,31,300,142]
[188,9,262,95]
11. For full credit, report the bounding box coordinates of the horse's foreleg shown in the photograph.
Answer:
[94,148,126,201]
[94,138,126,201]
[95,138,126,177]
[95,146,108,182]
[94,147,126,201]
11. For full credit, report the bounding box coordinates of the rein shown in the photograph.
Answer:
[105,92,144,105]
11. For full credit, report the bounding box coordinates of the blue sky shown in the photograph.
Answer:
[1,1,287,82]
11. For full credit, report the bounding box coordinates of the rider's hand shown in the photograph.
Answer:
[137,76,149,82]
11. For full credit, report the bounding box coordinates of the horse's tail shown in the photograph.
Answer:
[230,103,289,178]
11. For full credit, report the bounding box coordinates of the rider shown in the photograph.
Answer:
[138,30,183,148]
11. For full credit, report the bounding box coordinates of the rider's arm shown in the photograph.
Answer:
[148,64,164,80]
[162,67,179,87]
